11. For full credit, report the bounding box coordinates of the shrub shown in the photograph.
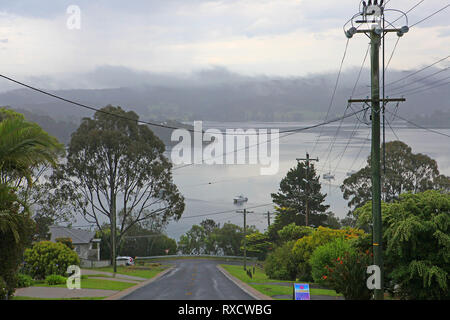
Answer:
[16,273,34,288]
[355,191,450,300]
[55,237,74,250]
[322,250,373,300]
[0,183,35,300]
[23,241,80,280]
[0,277,7,300]
[309,238,353,286]
[264,241,297,280]
[277,224,312,243]
[291,226,364,281]
[45,274,67,285]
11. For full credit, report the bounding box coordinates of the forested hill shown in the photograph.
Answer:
[1,67,448,125]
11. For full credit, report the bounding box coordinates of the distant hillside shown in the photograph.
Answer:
[0,67,448,126]
[5,107,78,145]
[3,106,196,147]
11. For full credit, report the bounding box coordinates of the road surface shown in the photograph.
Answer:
[122,259,254,300]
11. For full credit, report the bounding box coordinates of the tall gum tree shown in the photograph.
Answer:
[55,106,185,271]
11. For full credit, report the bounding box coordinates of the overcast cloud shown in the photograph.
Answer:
[0,0,449,88]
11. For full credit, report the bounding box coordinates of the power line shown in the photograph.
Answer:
[410,3,450,28]
[0,73,345,137]
[387,66,450,92]
[332,120,361,176]
[397,79,450,96]
[173,107,369,172]
[312,39,350,154]
[385,109,450,138]
[384,55,449,87]
[390,74,450,95]
[177,203,274,220]
[392,0,425,24]
[385,116,401,141]
[320,42,370,172]
[346,128,371,174]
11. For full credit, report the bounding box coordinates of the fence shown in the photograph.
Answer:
[80,259,110,268]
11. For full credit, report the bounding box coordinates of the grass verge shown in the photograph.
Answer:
[90,264,169,279]
[32,278,136,291]
[12,296,106,300]
[220,264,342,300]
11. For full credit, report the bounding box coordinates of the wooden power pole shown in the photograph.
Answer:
[236,208,253,270]
[296,153,319,227]
[345,2,408,300]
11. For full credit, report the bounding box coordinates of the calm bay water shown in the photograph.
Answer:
[165,121,450,240]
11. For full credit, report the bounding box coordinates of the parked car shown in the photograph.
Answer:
[116,256,134,266]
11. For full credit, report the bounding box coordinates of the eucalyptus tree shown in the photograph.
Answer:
[341,141,450,213]
[55,106,184,271]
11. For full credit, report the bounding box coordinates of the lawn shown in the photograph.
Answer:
[32,278,136,291]
[91,263,170,279]
[220,264,342,300]
[12,296,106,300]
[220,264,293,284]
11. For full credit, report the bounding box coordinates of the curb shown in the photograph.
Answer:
[216,265,274,301]
[104,266,175,300]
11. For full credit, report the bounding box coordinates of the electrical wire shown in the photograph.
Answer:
[390,74,450,95]
[311,39,350,154]
[385,109,450,138]
[384,55,449,87]
[319,42,370,173]
[0,73,356,137]
[397,79,450,96]
[387,66,450,92]
[410,3,450,28]
[385,116,401,141]
[177,203,275,220]
[173,107,369,172]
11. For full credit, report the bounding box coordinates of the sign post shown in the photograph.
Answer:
[293,283,311,300]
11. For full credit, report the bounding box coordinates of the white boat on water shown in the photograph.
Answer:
[233,195,248,204]
[323,172,335,180]
[346,170,357,177]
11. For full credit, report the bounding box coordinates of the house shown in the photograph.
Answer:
[49,225,101,262]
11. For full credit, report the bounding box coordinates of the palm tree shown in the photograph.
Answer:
[0,183,23,243]
[0,116,64,186]
[0,114,64,242]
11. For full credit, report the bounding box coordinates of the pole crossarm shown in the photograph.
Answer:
[348,98,405,103]
[354,28,403,33]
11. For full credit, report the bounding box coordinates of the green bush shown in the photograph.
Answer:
[264,241,297,280]
[23,241,80,280]
[0,183,35,300]
[55,237,74,250]
[16,273,34,288]
[355,191,450,300]
[309,238,353,286]
[321,250,373,300]
[291,226,363,281]
[45,274,67,285]
[0,276,7,300]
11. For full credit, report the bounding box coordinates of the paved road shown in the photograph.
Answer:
[122,259,254,300]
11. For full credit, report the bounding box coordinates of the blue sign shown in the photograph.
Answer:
[294,283,310,300]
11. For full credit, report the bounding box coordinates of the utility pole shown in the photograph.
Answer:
[267,211,271,228]
[345,1,408,300]
[236,208,253,270]
[296,153,319,227]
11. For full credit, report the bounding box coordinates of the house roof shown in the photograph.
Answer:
[49,225,96,244]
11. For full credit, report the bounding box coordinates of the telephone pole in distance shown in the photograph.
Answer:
[296,153,319,227]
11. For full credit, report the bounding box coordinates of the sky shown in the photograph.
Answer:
[0,0,449,88]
